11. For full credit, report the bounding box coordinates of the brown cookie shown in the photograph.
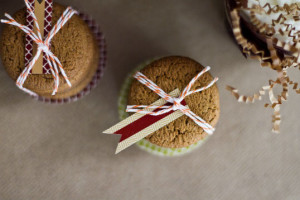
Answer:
[0,3,99,99]
[128,56,220,148]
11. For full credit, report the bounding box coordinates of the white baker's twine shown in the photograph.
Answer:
[126,66,219,135]
[1,0,78,96]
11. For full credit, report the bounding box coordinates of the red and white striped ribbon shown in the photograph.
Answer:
[1,0,78,96]
[126,66,218,135]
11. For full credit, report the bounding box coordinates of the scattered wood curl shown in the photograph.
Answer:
[228,2,300,133]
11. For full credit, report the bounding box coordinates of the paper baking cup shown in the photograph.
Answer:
[118,59,209,157]
[33,12,106,104]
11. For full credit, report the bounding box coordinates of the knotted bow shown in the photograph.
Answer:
[126,66,218,135]
[1,0,78,96]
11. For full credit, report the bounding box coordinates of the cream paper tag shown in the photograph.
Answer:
[32,0,45,74]
[104,89,186,154]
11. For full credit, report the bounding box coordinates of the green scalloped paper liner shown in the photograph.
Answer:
[118,59,210,157]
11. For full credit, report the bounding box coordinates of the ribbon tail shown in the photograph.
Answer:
[104,110,185,154]
[115,144,125,154]
[103,121,153,154]
[103,128,144,154]
[115,133,142,154]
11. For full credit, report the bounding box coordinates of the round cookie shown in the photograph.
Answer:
[127,56,220,148]
[0,3,99,99]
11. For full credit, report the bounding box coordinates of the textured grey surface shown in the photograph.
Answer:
[0,0,299,199]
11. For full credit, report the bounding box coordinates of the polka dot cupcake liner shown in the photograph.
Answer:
[118,59,210,157]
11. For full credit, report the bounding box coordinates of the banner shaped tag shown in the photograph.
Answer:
[104,89,186,154]
[25,0,53,74]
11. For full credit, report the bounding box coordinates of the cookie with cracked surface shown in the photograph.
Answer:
[0,3,99,99]
[127,56,220,148]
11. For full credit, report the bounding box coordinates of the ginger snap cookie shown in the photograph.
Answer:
[0,2,105,101]
[116,56,220,156]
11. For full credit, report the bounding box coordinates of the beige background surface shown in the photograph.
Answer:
[0,0,300,199]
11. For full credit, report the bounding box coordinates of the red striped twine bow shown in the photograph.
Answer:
[1,0,78,96]
[127,66,218,135]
